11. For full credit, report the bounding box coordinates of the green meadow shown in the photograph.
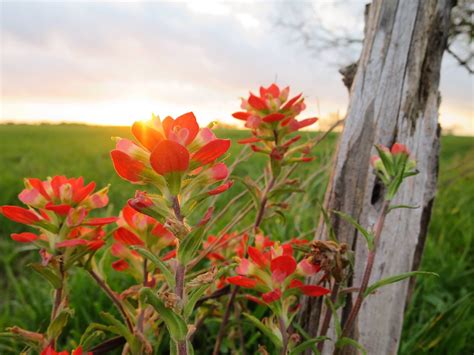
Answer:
[0,124,472,354]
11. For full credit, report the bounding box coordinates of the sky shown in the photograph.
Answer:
[1,0,473,135]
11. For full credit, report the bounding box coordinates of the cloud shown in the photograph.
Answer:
[0,0,472,134]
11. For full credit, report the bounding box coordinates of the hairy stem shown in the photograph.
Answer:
[339,200,390,340]
[88,269,134,332]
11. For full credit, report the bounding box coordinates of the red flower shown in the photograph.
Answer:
[84,217,118,226]
[112,259,129,271]
[391,143,410,155]
[150,140,190,175]
[0,206,41,225]
[232,112,251,120]
[163,112,200,146]
[11,232,39,243]
[191,139,231,166]
[260,83,280,99]
[262,288,282,303]
[248,246,269,267]
[299,285,331,297]
[271,255,297,283]
[248,93,268,110]
[114,227,144,246]
[132,121,165,151]
[208,181,233,196]
[227,275,257,288]
[263,113,286,123]
[111,150,146,183]
[282,93,302,110]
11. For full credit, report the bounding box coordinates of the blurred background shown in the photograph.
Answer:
[1,0,473,134]
[0,1,473,354]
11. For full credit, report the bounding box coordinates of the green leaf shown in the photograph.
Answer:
[131,246,175,288]
[374,145,394,176]
[184,285,208,319]
[100,312,135,345]
[289,336,329,355]
[47,307,74,340]
[332,210,374,250]
[177,226,206,265]
[242,313,282,349]
[140,288,188,341]
[387,156,408,199]
[79,325,105,350]
[29,263,62,289]
[364,271,438,298]
[387,204,419,213]
[336,337,367,355]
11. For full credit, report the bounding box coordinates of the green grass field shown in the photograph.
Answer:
[0,124,472,354]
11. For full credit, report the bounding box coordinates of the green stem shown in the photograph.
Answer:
[339,200,390,341]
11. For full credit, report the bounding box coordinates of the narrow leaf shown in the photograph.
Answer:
[131,246,175,288]
[177,226,206,265]
[29,263,62,289]
[289,336,329,355]
[184,285,208,319]
[387,204,419,213]
[364,271,438,298]
[243,313,282,348]
[332,210,374,250]
[47,308,74,340]
[140,288,188,341]
[336,337,367,355]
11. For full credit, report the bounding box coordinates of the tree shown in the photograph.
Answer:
[295,0,454,353]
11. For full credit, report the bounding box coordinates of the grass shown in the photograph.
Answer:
[0,124,472,354]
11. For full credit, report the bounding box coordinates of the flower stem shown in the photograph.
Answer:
[213,175,276,354]
[49,258,65,347]
[88,269,134,332]
[339,200,390,340]
[279,316,288,355]
[212,285,238,355]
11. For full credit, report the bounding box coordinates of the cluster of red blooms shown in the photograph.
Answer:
[227,235,330,304]
[0,176,116,252]
[110,205,176,276]
[111,112,232,197]
[233,84,317,165]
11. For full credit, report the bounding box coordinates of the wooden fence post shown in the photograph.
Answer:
[299,0,454,353]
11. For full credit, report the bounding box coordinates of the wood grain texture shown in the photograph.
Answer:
[298,0,452,353]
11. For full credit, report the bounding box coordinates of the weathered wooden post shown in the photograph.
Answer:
[299,0,454,353]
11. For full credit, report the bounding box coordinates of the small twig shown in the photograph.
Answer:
[195,285,231,309]
[88,269,134,332]
[212,286,238,355]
